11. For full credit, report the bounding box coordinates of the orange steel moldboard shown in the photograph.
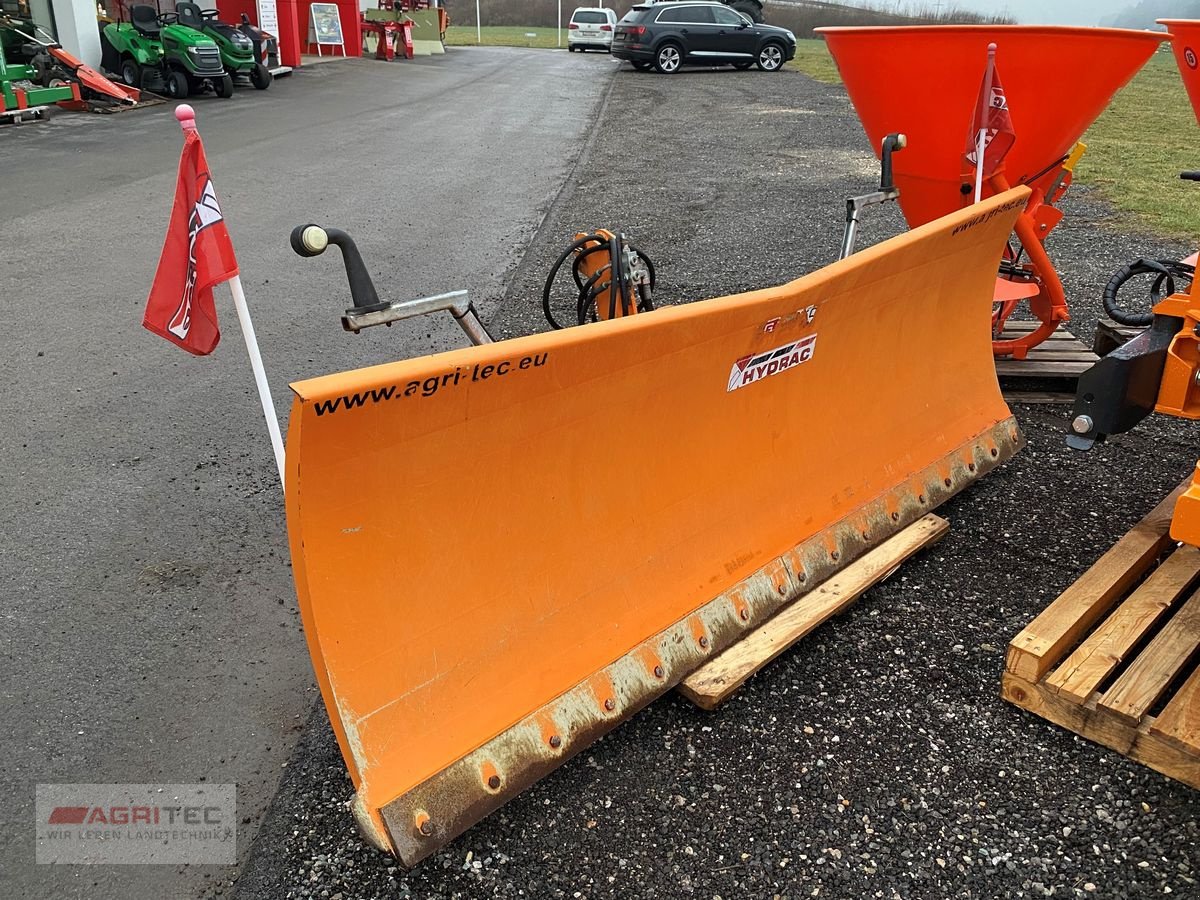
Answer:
[284,188,1031,865]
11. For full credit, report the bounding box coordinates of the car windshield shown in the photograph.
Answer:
[573,10,609,23]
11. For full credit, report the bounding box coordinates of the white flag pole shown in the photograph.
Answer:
[175,104,286,489]
[974,42,997,204]
[228,274,287,488]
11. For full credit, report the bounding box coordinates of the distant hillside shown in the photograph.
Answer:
[452,0,1012,32]
[1102,0,1200,28]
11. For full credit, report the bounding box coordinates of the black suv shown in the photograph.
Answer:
[612,1,796,74]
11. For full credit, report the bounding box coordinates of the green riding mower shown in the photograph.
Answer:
[101,4,232,99]
[176,2,270,89]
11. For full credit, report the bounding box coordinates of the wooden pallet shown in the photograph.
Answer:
[996,321,1099,404]
[678,514,949,710]
[1002,480,1200,789]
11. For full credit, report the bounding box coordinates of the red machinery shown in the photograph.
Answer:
[818,26,1165,359]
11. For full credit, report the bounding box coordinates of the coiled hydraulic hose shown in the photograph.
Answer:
[1102,258,1194,327]
[542,231,656,329]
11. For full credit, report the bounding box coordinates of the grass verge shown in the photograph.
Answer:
[444,25,565,49]
[787,39,1199,239]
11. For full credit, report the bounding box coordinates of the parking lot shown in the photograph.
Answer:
[4,44,1200,900]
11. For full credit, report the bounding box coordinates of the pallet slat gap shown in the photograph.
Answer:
[1045,546,1200,703]
[1097,587,1200,725]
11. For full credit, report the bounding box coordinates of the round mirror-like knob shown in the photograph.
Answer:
[290,223,329,257]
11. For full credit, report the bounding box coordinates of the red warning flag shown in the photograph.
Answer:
[142,126,239,356]
[963,62,1016,179]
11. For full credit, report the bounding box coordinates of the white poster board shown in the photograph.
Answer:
[308,2,346,57]
[256,0,279,36]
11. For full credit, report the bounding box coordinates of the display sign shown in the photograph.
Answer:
[256,0,279,37]
[309,2,346,56]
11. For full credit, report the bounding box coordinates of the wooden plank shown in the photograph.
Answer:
[1000,320,1069,333]
[1012,355,1099,364]
[677,515,949,710]
[1046,546,1200,703]
[1005,482,1188,682]
[1098,588,1200,725]
[994,360,1093,376]
[1150,663,1200,752]
[1002,391,1074,404]
[1002,672,1200,790]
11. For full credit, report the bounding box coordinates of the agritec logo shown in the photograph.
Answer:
[36,783,236,864]
[727,334,817,393]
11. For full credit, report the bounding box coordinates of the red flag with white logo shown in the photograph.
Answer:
[142,127,239,355]
[963,63,1016,179]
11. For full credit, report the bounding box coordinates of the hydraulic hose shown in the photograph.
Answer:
[1102,258,1194,327]
[542,231,656,329]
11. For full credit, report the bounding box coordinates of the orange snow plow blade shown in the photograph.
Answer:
[285,188,1030,866]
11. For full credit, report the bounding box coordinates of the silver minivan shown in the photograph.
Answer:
[568,6,619,52]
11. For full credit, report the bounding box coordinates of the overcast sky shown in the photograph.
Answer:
[949,0,1128,24]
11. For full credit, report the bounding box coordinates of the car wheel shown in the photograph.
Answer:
[733,61,753,70]
[120,57,141,88]
[163,68,190,98]
[756,42,784,72]
[654,42,682,74]
[567,45,575,52]
[213,73,235,98]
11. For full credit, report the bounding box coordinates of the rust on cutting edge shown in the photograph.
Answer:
[376,417,1023,865]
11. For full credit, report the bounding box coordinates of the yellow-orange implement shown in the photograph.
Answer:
[285,188,1030,865]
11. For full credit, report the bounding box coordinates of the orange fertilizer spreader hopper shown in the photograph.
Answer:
[818,25,1166,358]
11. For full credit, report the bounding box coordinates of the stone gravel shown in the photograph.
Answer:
[232,55,1200,900]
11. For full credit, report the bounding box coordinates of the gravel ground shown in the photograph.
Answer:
[233,60,1200,899]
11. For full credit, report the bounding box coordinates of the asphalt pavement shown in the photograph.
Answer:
[0,48,613,900]
[233,56,1200,899]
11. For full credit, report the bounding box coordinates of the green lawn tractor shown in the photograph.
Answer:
[101,4,232,99]
[176,2,270,89]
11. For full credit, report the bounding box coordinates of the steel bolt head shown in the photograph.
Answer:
[739,608,750,621]
[699,635,709,649]
[918,494,926,504]
[604,697,616,711]
[487,774,501,790]
[653,665,664,679]
[549,734,562,749]
[1071,415,1094,435]
[831,550,840,561]
[943,477,952,487]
